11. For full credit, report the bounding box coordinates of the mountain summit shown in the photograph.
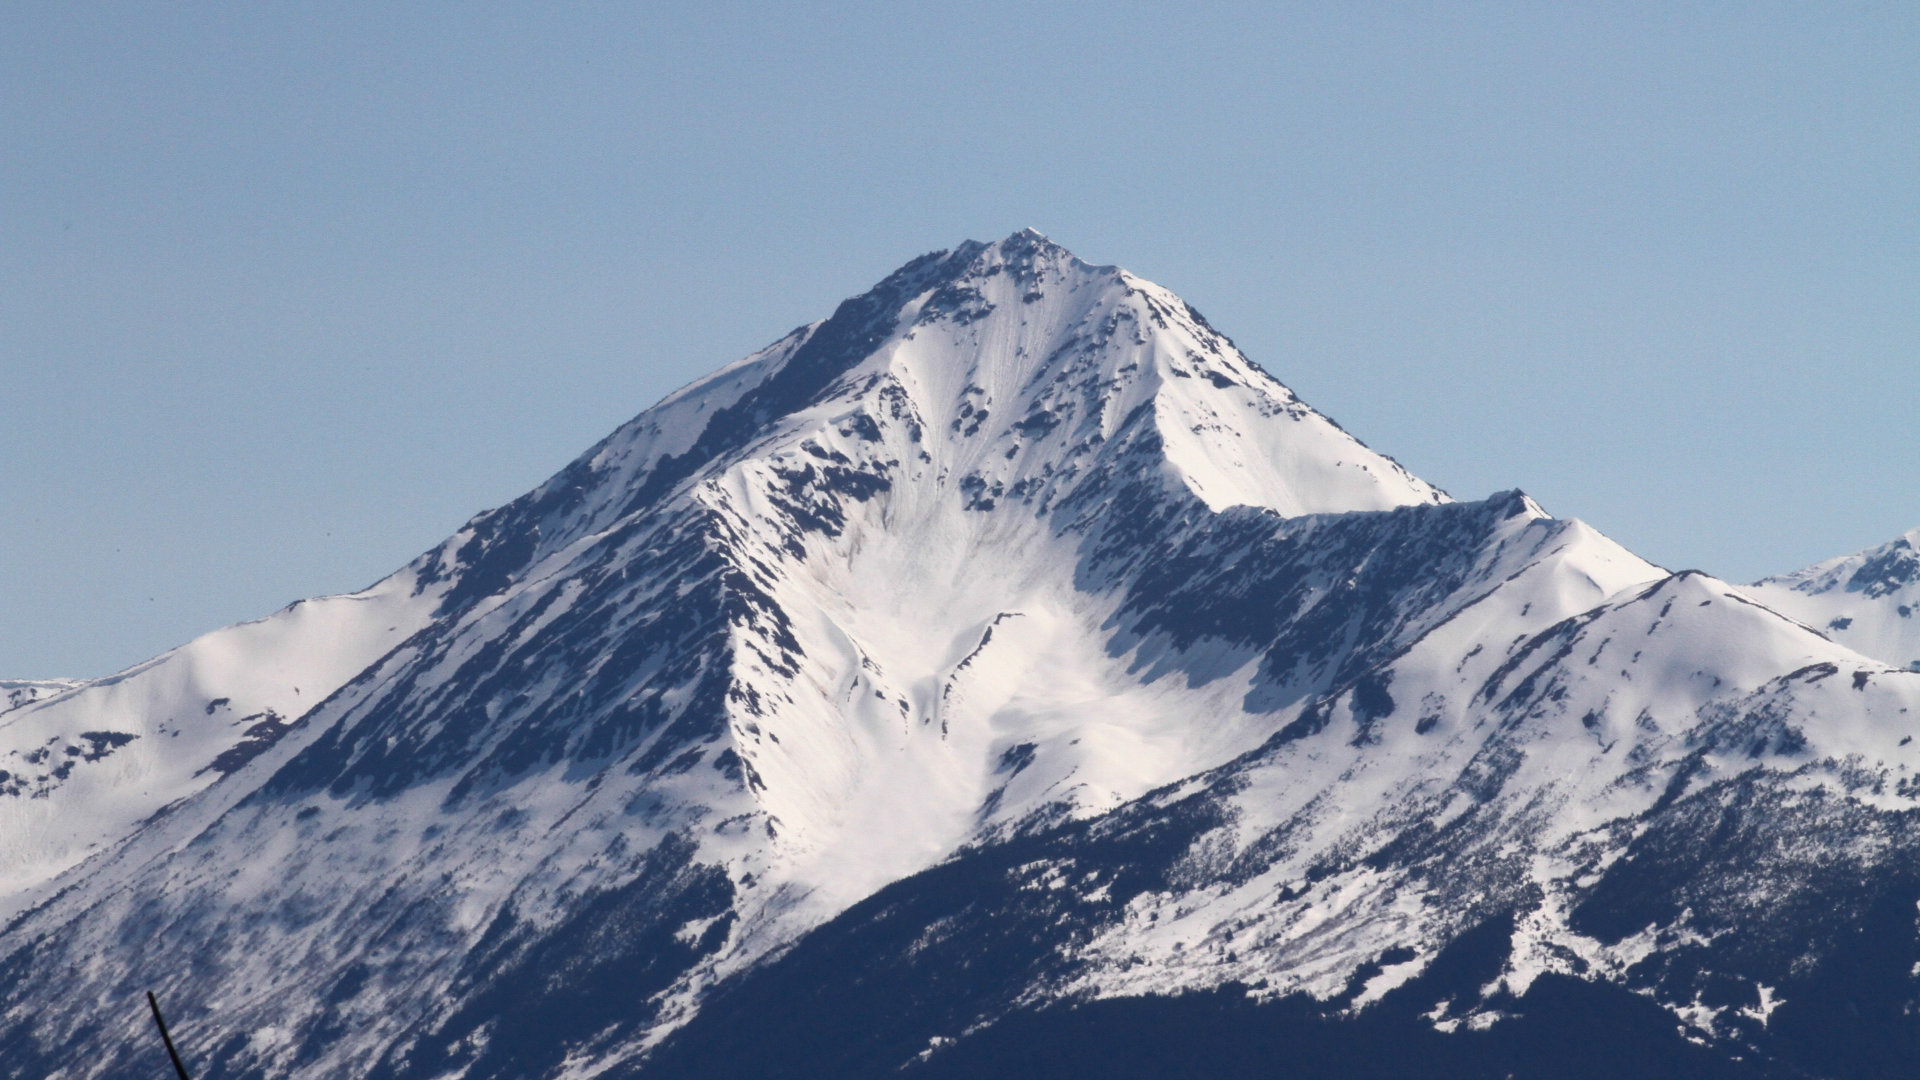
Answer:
[1745,526,1920,672]
[3,235,1918,1080]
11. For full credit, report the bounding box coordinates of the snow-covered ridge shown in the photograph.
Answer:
[0,569,442,919]
[0,680,81,717]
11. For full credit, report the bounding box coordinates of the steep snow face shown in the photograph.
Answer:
[687,486,1653,956]
[842,228,1444,519]
[1744,526,1920,672]
[0,569,441,920]
[673,229,1451,913]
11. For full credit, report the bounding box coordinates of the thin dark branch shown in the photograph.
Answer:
[147,991,192,1080]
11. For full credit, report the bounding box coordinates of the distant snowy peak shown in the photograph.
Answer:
[1744,525,1920,670]
[311,234,1463,915]
[0,679,81,717]
[1760,525,1920,598]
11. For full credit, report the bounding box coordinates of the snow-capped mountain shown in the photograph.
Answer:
[1745,527,1920,673]
[2,232,1915,1080]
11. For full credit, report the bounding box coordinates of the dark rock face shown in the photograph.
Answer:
[1850,538,1920,598]
[1105,493,1550,713]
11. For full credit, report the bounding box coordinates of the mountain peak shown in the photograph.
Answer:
[970,227,1090,273]
[10,238,1920,1080]
[859,231,1442,517]
[1744,521,1920,670]
[458,231,1443,584]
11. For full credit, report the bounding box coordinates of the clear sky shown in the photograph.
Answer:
[4,3,1916,678]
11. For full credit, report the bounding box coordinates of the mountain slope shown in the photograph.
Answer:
[0,232,1913,1080]
[641,570,1920,1080]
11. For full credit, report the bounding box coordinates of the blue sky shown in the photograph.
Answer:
[4,3,1916,677]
